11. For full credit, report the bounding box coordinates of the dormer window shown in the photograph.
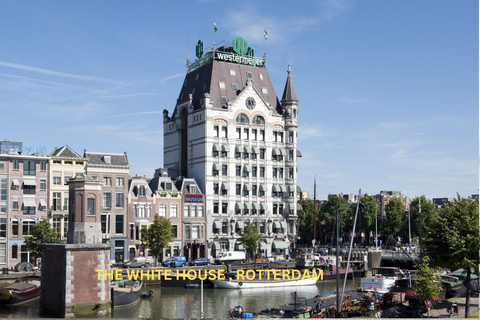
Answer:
[189,185,197,194]
[103,156,111,164]
[165,183,172,190]
[139,186,146,197]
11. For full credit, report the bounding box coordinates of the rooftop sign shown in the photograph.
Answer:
[0,145,47,156]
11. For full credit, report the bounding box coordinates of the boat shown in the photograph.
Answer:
[361,267,403,292]
[211,276,317,289]
[0,276,41,306]
[112,280,142,308]
[140,290,154,298]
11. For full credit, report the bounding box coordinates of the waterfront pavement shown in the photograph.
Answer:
[428,296,479,318]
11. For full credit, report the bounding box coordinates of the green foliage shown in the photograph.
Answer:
[409,196,436,240]
[412,256,442,307]
[141,215,174,264]
[238,223,263,260]
[24,218,60,257]
[424,195,479,317]
[382,198,406,237]
[298,199,315,244]
[359,195,379,232]
[321,195,351,230]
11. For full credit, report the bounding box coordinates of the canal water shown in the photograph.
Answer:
[0,279,360,318]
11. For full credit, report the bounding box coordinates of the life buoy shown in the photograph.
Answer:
[238,282,243,287]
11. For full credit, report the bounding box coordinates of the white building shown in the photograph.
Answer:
[163,40,302,257]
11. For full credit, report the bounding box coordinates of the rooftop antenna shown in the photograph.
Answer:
[263,28,268,62]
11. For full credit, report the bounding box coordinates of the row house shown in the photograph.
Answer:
[0,140,49,268]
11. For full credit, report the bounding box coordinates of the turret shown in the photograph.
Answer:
[281,64,298,127]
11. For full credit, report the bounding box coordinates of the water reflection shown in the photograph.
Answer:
[0,279,360,318]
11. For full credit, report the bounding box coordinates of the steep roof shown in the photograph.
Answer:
[281,64,297,102]
[175,46,282,115]
[84,151,129,166]
[49,145,83,158]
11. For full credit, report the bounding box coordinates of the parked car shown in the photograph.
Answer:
[124,257,153,268]
[189,258,210,266]
[162,256,187,267]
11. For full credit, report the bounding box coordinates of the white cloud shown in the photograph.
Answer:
[160,73,183,83]
[298,124,336,140]
[0,61,124,85]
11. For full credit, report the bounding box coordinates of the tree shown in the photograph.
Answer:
[412,256,442,317]
[24,218,60,258]
[409,196,436,243]
[297,199,315,245]
[358,195,379,246]
[320,195,351,246]
[141,215,174,265]
[381,198,405,240]
[424,195,479,317]
[238,223,263,261]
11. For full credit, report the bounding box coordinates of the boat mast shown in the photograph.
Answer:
[375,203,378,250]
[313,176,317,247]
[335,207,340,318]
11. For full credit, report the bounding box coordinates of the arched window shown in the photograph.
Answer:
[236,114,249,124]
[252,116,265,125]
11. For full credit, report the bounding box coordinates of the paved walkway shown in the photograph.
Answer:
[428,296,479,318]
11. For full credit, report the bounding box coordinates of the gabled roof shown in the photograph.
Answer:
[129,177,153,197]
[281,64,297,102]
[84,151,129,166]
[174,46,282,116]
[49,145,83,158]
[149,175,178,192]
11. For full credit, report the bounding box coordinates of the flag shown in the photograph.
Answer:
[264,28,268,40]
[214,22,218,32]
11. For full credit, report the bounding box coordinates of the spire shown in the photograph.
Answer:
[281,63,297,101]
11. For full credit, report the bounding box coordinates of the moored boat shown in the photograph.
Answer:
[361,267,402,292]
[212,277,317,289]
[0,277,41,306]
[112,280,142,308]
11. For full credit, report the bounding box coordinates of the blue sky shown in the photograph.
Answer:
[0,1,477,200]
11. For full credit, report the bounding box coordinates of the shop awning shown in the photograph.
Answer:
[260,242,269,250]
[23,179,36,186]
[23,198,36,207]
[273,240,289,250]
[39,198,47,207]
[12,178,19,186]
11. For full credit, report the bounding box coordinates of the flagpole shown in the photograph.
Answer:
[213,18,216,50]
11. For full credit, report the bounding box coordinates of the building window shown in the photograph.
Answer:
[64,216,69,236]
[230,69,236,76]
[12,199,19,210]
[252,185,257,196]
[53,174,61,186]
[252,166,257,177]
[185,225,190,240]
[87,198,95,215]
[289,150,294,161]
[289,167,294,179]
[222,222,228,234]
[279,168,284,179]
[243,186,249,196]
[219,81,226,89]
[116,193,124,208]
[0,178,6,200]
[273,168,278,178]
[139,186,146,196]
[247,72,253,79]
[213,202,219,214]
[53,192,61,211]
[104,177,112,186]
[40,179,46,190]
[214,183,219,195]
[12,244,18,259]
[138,205,145,218]
[221,203,227,214]
[189,185,196,193]
[0,205,5,213]
[22,220,36,235]
[236,166,241,177]
[260,148,265,160]
[0,218,6,238]
[23,206,35,215]
[12,220,18,236]
[221,126,228,138]
[23,160,35,175]
[214,125,219,137]
[236,128,241,139]
[184,205,189,217]
[103,193,111,208]
[289,132,294,143]
[259,73,264,80]
[260,167,265,178]
[262,87,268,94]
[170,204,177,217]
[260,130,265,141]
[243,128,249,140]
[190,205,196,217]
[133,205,137,218]
[23,185,35,195]
[159,204,166,217]
[198,205,204,217]
[172,225,178,238]
[232,83,238,90]
[0,243,5,264]
[192,226,199,239]
[115,215,124,234]
[116,177,124,187]
[52,217,61,237]
[236,114,249,124]
[236,184,241,196]
[273,204,278,215]
[40,161,47,171]
[222,165,227,176]
[101,215,107,233]
[13,160,19,170]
